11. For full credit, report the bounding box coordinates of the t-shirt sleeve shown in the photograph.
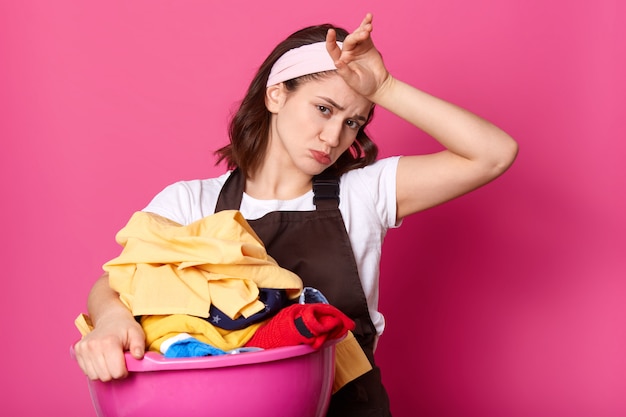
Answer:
[341,156,402,230]
[141,181,198,225]
[372,156,402,229]
[141,175,227,225]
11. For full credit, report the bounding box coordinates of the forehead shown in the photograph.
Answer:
[294,74,372,114]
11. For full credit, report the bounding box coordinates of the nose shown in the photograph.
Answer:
[319,120,342,147]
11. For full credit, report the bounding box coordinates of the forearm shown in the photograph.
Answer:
[371,76,517,170]
[76,272,145,381]
[87,272,133,326]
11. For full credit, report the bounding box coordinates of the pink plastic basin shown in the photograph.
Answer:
[71,340,337,417]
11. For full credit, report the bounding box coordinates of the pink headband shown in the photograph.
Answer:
[266,41,343,87]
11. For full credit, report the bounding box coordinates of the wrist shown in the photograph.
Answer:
[92,302,134,327]
[367,73,395,104]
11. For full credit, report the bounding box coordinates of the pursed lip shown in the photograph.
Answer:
[310,149,331,165]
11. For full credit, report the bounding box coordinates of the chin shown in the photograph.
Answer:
[298,163,328,177]
[312,166,332,176]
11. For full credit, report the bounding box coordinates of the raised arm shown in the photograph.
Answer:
[328,13,518,220]
[375,77,518,219]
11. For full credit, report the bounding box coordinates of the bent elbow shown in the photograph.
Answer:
[500,135,519,171]
[476,135,519,182]
[484,133,519,180]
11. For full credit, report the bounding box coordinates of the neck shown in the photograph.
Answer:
[246,163,312,200]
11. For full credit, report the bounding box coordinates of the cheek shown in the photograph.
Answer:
[284,103,320,132]
[338,135,357,154]
[276,107,306,135]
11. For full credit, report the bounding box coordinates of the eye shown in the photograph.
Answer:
[345,119,362,130]
[317,105,331,115]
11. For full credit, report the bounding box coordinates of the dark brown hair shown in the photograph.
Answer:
[214,24,378,178]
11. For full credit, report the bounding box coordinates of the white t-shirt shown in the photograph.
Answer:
[143,156,402,336]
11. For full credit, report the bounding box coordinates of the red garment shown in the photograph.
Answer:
[245,303,355,350]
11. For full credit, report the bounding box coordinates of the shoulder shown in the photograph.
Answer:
[142,171,232,225]
[339,156,401,229]
[340,156,401,188]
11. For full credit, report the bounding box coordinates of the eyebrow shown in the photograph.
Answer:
[317,96,368,122]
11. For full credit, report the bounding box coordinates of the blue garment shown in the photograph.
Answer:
[164,337,227,358]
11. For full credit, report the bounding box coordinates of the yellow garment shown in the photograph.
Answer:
[74,313,260,353]
[104,210,303,319]
[332,331,373,393]
[141,314,262,352]
[74,313,93,337]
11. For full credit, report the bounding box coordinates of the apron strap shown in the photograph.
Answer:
[215,168,245,212]
[312,173,340,210]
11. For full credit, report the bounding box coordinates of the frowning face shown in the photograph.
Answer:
[265,73,372,177]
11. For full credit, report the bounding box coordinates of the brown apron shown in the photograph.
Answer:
[215,169,391,416]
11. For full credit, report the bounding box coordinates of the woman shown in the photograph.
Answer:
[74,13,518,416]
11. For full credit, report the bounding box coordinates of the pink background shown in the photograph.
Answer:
[2,0,625,415]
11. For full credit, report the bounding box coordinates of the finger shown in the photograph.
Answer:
[104,349,129,380]
[127,326,146,359]
[88,352,115,381]
[84,340,128,380]
[353,13,373,39]
[342,20,373,52]
[74,341,101,380]
[358,13,373,32]
[325,28,342,62]
[81,362,100,381]
[75,352,97,380]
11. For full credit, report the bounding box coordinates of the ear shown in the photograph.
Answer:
[265,83,286,113]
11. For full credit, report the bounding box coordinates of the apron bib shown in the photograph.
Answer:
[215,169,391,416]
